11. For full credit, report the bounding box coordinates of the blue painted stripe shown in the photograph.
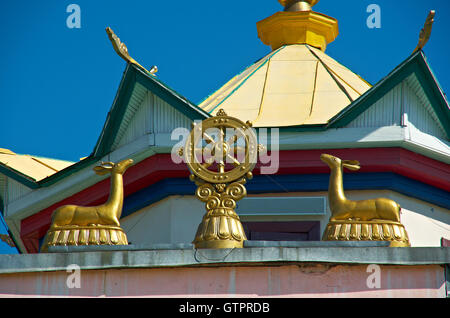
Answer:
[122,173,450,218]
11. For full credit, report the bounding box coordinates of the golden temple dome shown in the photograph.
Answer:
[199,1,371,127]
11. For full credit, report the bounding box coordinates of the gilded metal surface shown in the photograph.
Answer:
[257,10,338,52]
[184,109,258,185]
[192,180,249,249]
[199,45,370,128]
[279,0,319,10]
[322,221,410,247]
[320,154,410,247]
[183,109,258,249]
[280,0,320,12]
[413,10,436,53]
[106,27,156,75]
[0,234,15,248]
[40,159,133,252]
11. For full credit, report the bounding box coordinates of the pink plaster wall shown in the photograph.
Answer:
[0,264,445,298]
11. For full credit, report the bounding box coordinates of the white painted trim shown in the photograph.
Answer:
[149,127,450,164]
[278,127,449,163]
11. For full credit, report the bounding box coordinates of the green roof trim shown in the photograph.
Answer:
[134,67,210,121]
[93,64,209,158]
[37,156,99,188]
[278,124,327,133]
[0,165,39,189]
[92,63,137,158]
[328,51,450,138]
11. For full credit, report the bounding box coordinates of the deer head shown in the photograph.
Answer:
[93,159,134,176]
[320,154,360,171]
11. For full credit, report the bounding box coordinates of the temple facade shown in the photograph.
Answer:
[0,0,449,298]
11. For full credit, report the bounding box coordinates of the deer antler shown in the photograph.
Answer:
[100,161,115,168]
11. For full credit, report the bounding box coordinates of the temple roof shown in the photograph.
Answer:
[199,44,371,127]
[198,0,372,127]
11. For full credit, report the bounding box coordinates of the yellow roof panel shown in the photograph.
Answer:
[0,149,74,182]
[199,44,371,127]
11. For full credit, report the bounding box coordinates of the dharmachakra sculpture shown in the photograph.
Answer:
[40,159,133,252]
[179,109,259,249]
[320,154,410,247]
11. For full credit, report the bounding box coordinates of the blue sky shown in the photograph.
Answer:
[0,0,449,253]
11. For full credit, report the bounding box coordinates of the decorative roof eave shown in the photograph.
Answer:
[328,50,450,137]
[92,64,210,158]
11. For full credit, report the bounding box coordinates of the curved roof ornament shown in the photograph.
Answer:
[413,10,436,53]
[106,27,158,76]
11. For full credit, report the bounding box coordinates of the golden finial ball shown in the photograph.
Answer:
[278,0,319,7]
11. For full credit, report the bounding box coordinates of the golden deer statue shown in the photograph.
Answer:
[41,159,134,252]
[320,154,410,247]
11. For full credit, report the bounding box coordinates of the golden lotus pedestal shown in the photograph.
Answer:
[193,208,247,249]
[41,225,128,252]
[322,220,410,247]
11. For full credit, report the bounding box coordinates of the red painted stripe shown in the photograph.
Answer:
[266,148,450,190]
[20,148,450,253]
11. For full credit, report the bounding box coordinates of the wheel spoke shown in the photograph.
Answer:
[231,146,246,158]
[227,154,241,167]
[226,135,238,147]
[203,132,216,145]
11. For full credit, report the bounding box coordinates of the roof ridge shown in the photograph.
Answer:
[305,45,354,103]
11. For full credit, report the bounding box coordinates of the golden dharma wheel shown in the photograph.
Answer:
[184,110,258,184]
[183,109,258,249]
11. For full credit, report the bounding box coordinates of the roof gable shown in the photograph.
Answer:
[112,85,193,150]
[329,51,450,139]
[93,64,209,158]
[346,75,447,140]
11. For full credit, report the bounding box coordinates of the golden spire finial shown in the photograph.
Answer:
[279,0,319,12]
[258,0,337,51]
[413,10,436,53]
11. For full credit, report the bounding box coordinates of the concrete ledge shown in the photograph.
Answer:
[244,241,390,248]
[47,243,194,253]
[45,241,389,253]
[0,245,448,274]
